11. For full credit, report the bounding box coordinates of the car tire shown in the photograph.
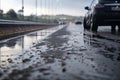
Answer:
[83,19,90,30]
[90,18,98,32]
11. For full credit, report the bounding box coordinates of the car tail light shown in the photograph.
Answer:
[95,3,104,8]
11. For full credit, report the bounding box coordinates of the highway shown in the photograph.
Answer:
[0,24,120,80]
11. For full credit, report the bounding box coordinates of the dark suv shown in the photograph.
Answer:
[84,0,120,32]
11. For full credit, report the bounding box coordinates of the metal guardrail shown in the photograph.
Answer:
[0,19,57,26]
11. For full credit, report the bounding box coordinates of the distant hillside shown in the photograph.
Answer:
[40,14,83,20]
[55,14,78,19]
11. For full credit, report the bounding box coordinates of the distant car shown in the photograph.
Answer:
[84,0,120,32]
[58,21,66,25]
[75,21,82,24]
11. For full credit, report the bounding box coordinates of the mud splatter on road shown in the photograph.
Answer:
[0,24,120,80]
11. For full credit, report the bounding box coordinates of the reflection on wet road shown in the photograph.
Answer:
[0,24,120,80]
[0,25,64,67]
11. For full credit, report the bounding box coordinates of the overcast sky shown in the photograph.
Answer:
[0,0,92,16]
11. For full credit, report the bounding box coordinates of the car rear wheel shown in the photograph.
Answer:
[90,18,98,32]
[83,19,90,30]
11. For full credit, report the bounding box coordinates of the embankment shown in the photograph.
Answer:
[0,24,57,40]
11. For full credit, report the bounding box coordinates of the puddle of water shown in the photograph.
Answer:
[0,25,64,68]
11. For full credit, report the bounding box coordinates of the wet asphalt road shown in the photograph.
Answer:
[0,24,120,80]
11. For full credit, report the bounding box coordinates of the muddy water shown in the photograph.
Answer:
[0,24,120,80]
[0,25,64,68]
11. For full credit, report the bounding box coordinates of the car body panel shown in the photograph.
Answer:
[84,0,120,28]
